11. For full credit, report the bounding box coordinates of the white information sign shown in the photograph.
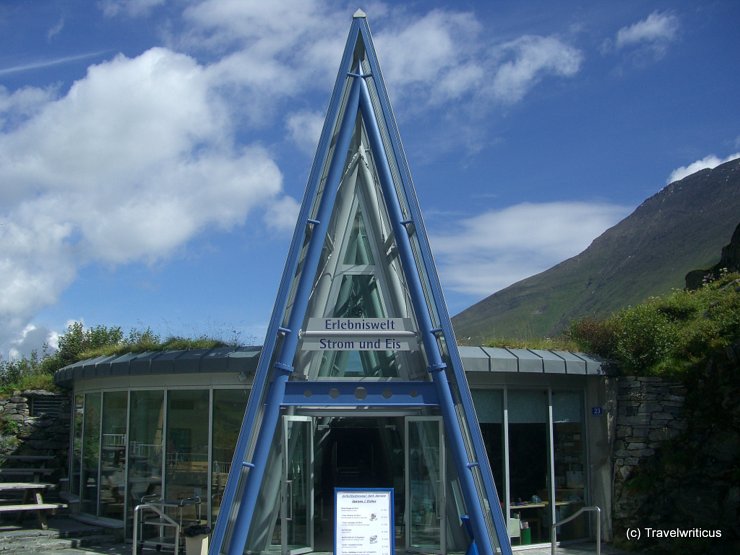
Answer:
[335,488,394,555]
[302,318,416,351]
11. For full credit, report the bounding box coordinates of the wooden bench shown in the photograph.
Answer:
[0,503,67,512]
[0,482,66,529]
[0,503,67,529]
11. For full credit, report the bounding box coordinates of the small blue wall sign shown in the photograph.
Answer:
[591,406,603,416]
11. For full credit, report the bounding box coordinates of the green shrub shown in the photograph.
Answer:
[569,273,740,376]
[1,322,232,393]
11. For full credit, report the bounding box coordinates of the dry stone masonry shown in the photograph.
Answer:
[0,390,70,475]
[613,377,687,527]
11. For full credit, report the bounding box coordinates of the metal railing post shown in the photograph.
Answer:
[550,505,601,555]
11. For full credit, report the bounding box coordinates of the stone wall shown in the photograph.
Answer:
[0,390,71,479]
[612,377,687,530]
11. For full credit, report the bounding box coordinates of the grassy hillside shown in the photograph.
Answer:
[453,158,740,343]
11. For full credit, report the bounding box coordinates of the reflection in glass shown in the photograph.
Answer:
[126,390,164,536]
[316,274,398,378]
[71,394,84,499]
[472,390,505,496]
[166,390,209,524]
[407,418,444,553]
[100,391,128,520]
[211,389,249,522]
[343,207,375,265]
[281,417,313,554]
[81,392,101,514]
[553,391,587,541]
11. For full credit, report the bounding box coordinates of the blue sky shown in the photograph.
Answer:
[1,0,739,359]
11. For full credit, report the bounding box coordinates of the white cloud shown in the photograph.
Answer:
[0,52,108,77]
[667,152,740,183]
[264,196,301,233]
[431,202,630,296]
[0,47,284,353]
[616,11,679,49]
[374,10,483,103]
[606,11,679,60]
[47,18,65,41]
[183,3,580,111]
[1,2,589,356]
[6,324,58,361]
[488,35,583,104]
[99,0,166,18]
[285,110,324,156]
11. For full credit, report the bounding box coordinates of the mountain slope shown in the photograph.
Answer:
[452,158,740,343]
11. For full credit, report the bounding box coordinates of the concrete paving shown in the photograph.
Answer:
[1,517,632,555]
[55,542,630,555]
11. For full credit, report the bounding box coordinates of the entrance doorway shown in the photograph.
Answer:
[277,414,445,554]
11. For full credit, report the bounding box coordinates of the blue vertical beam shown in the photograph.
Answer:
[356,18,513,555]
[221,75,362,555]
[357,75,494,555]
[209,20,364,555]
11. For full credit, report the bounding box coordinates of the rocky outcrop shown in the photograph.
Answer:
[686,222,740,290]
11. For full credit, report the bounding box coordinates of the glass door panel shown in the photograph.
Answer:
[406,417,445,553]
[100,391,128,521]
[508,389,549,544]
[211,389,249,523]
[166,390,209,525]
[126,390,164,537]
[281,416,314,555]
[553,391,587,541]
[81,392,101,514]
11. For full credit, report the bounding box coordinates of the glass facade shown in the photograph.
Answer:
[69,382,589,549]
[69,388,250,531]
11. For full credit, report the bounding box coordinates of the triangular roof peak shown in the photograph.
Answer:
[353,8,367,18]
[210,13,512,555]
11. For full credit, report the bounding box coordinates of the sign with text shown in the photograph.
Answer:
[302,318,416,351]
[335,488,394,555]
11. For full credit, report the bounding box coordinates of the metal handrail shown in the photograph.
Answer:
[133,501,180,555]
[550,505,601,555]
[132,496,201,554]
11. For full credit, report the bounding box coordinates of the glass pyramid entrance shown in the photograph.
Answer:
[210,11,512,555]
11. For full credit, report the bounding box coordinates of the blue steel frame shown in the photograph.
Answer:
[355,20,513,555]
[209,13,512,555]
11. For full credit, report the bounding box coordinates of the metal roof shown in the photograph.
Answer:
[54,345,602,387]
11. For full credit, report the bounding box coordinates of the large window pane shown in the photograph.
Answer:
[71,393,84,499]
[100,391,128,521]
[81,392,101,514]
[508,390,549,544]
[472,390,505,496]
[343,207,375,265]
[166,390,209,523]
[127,391,164,535]
[553,391,587,541]
[211,389,249,521]
[315,275,399,378]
